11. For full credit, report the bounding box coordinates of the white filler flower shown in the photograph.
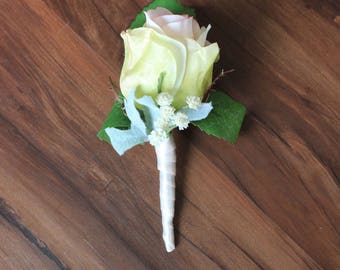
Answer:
[149,129,168,146]
[155,118,170,131]
[186,95,201,110]
[156,93,174,106]
[174,112,189,130]
[160,105,175,118]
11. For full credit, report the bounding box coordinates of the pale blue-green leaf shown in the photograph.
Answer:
[124,88,147,135]
[105,125,148,155]
[183,102,213,121]
[136,95,160,131]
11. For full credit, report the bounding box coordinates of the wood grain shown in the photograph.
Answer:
[0,0,339,269]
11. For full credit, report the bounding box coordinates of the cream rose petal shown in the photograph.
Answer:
[120,28,187,99]
[197,24,212,46]
[173,39,219,107]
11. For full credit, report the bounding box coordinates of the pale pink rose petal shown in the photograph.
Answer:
[145,7,172,19]
[144,12,164,33]
[144,7,211,45]
[144,7,174,33]
[192,19,201,39]
[154,14,188,27]
[163,17,194,39]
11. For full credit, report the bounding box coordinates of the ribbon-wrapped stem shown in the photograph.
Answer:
[155,133,176,252]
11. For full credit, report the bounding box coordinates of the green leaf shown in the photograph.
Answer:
[157,72,166,93]
[192,91,246,143]
[97,99,131,144]
[130,0,196,29]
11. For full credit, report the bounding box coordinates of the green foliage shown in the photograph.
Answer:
[97,98,130,143]
[157,72,166,93]
[130,0,195,29]
[193,92,246,143]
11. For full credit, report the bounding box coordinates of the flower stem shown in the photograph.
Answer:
[204,68,235,100]
[155,133,176,252]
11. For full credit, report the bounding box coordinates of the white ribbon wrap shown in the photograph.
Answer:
[155,134,176,252]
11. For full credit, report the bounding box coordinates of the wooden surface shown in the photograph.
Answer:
[0,0,339,269]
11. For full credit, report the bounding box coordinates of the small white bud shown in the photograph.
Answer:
[156,93,174,106]
[160,105,175,118]
[155,118,169,131]
[174,112,189,130]
[148,129,167,146]
[186,96,201,110]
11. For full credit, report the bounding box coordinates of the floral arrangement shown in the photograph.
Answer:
[98,0,246,252]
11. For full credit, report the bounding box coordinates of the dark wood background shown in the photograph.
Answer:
[1,0,339,269]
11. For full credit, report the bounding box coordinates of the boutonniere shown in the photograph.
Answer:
[98,0,246,252]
